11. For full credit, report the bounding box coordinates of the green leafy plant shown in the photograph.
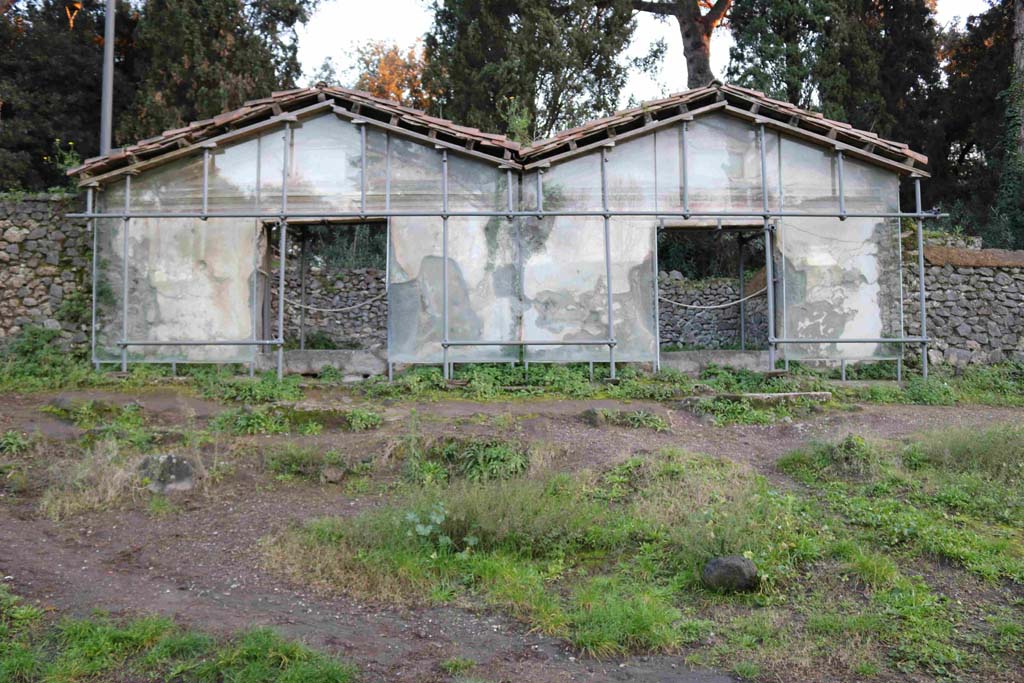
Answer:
[345,408,382,432]
[0,430,30,455]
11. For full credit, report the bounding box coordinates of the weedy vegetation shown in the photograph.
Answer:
[0,584,356,682]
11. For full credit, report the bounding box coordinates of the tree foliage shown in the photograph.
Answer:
[119,0,314,141]
[423,0,644,140]
[350,40,433,109]
[0,0,313,191]
[0,0,136,191]
[725,0,830,107]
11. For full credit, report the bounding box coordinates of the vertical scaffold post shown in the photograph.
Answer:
[758,125,775,371]
[277,123,290,380]
[681,121,690,218]
[836,150,847,220]
[915,178,928,379]
[251,135,261,377]
[201,146,210,219]
[299,227,308,350]
[121,175,131,372]
[601,145,615,379]
[385,133,393,382]
[653,220,662,373]
[87,188,99,370]
[738,235,746,351]
[763,218,776,371]
[359,122,367,217]
[441,149,450,380]
[276,221,287,380]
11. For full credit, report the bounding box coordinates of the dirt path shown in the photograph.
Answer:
[3,390,1023,682]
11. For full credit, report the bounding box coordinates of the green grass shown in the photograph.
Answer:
[0,584,356,682]
[585,409,670,432]
[264,445,349,482]
[779,426,1024,582]
[401,436,530,485]
[343,408,382,432]
[267,450,835,658]
[211,407,291,436]
[264,436,1024,679]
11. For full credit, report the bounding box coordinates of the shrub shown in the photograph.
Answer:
[344,408,382,432]
[0,430,30,455]
[265,445,345,481]
[437,439,529,481]
[210,407,290,435]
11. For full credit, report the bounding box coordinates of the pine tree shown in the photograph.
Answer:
[424,0,639,139]
[118,0,314,142]
[726,0,832,107]
[0,0,136,190]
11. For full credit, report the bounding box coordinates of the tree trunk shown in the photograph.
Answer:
[677,16,715,88]
[632,1,732,89]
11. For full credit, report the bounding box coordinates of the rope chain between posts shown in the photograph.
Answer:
[281,291,386,313]
[279,287,765,313]
[658,287,767,310]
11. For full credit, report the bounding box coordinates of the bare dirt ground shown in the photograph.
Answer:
[2,387,1023,683]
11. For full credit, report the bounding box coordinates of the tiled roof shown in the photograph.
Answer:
[71,82,926,180]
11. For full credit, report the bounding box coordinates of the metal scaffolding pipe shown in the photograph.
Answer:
[601,146,615,379]
[99,0,115,156]
[87,188,98,369]
[276,123,290,379]
[681,122,690,217]
[299,227,308,350]
[443,339,615,347]
[441,150,450,379]
[120,175,131,372]
[915,178,928,379]
[836,150,847,219]
[770,337,927,344]
[70,209,947,220]
[763,219,776,370]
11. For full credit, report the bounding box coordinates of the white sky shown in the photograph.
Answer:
[296,0,992,108]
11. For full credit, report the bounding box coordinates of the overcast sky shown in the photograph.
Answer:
[296,0,993,109]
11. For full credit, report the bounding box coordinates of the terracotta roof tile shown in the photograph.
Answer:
[70,82,926,179]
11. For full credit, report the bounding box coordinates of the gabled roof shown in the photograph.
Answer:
[71,81,927,183]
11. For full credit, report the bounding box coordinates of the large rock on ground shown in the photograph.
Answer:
[138,454,194,494]
[702,555,759,592]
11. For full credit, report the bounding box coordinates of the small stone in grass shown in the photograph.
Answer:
[702,555,759,592]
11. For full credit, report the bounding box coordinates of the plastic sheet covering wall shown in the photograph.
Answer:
[387,152,518,363]
[776,138,903,360]
[97,180,260,363]
[687,115,779,218]
[520,216,655,362]
[523,141,657,362]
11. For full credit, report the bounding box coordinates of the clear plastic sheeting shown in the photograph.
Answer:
[687,115,779,216]
[95,213,259,363]
[387,217,519,363]
[777,149,902,360]
[288,114,363,213]
[520,217,655,363]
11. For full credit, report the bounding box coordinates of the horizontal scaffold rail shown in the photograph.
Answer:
[69,209,947,220]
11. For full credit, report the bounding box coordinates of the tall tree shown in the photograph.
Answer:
[350,41,433,110]
[424,0,641,140]
[987,0,1024,248]
[0,0,136,191]
[631,0,732,88]
[726,0,831,107]
[119,0,315,142]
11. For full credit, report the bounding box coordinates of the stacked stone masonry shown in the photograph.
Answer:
[0,196,91,346]
[2,196,1023,365]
